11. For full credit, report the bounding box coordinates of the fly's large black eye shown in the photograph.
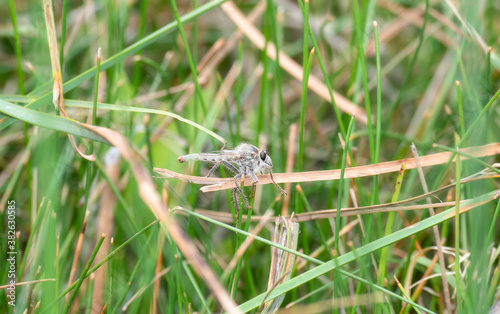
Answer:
[260,150,267,161]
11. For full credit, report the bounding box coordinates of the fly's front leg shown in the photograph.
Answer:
[266,166,287,195]
[249,171,259,199]
[233,173,251,209]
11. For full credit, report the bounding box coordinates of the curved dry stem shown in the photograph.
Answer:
[155,143,500,193]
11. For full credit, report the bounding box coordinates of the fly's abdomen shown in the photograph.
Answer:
[177,153,223,163]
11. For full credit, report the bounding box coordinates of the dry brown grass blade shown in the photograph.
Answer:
[155,143,500,193]
[220,2,368,124]
[282,123,298,216]
[43,0,95,161]
[172,169,499,223]
[411,143,452,314]
[0,278,56,289]
[410,248,441,304]
[66,210,90,302]
[282,292,385,312]
[73,123,240,313]
[366,1,458,56]
[184,201,459,224]
[92,154,119,311]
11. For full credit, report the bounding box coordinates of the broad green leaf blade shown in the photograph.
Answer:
[0,99,109,144]
[64,100,226,146]
[0,97,226,146]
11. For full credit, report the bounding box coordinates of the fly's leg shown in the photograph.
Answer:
[222,161,239,174]
[207,161,239,177]
[206,161,222,177]
[231,188,240,229]
[249,171,259,199]
[266,166,287,195]
[233,173,251,209]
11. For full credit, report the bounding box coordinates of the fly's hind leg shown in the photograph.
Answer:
[206,161,222,177]
[233,173,251,209]
[222,161,239,174]
[231,188,240,229]
[208,161,239,178]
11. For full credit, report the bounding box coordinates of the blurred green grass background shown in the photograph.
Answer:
[1,0,500,313]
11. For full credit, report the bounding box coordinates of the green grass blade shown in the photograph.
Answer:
[237,189,499,312]
[7,0,24,95]
[0,99,109,144]
[336,115,355,253]
[0,0,228,130]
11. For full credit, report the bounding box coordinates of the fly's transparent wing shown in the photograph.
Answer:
[177,151,249,163]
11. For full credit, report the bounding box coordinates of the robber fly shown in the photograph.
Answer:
[178,143,287,212]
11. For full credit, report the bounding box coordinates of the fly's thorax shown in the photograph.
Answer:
[234,143,259,156]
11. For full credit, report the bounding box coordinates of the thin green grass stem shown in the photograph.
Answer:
[297,47,313,172]
[454,149,462,313]
[486,222,500,306]
[297,186,332,259]
[169,0,207,117]
[145,115,154,166]
[297,0,346,136]
[83,49,101,214]
[63,234,106,314]
[267,0,286,167]
[49,221,157,310]
[456,81,465,136]
[108,238,114,309]
[486,199,500,251]
[432,87,500,190]
[385,0,429,123]
[8,0,24,95]
[459,88,500,145]
[111,229,155,313]
[376,163,405,289]
[85,275,94,314]
[353,1,374,161]
[59,0,69,70]
[372,20,382,215]
[236,41,243,143]
[373,21,382,164]
[256,5,270,140]
[231,207,253,300]
[131,0,149,95]
[182,261,211,313]
[335,115,355,253]
[218,74,236,145]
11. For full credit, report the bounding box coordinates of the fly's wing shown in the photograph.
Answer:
[207,149,256,160]
[208,149,237,154]
[178,151,248,164]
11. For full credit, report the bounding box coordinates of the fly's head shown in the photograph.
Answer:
[258,149,273,169]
